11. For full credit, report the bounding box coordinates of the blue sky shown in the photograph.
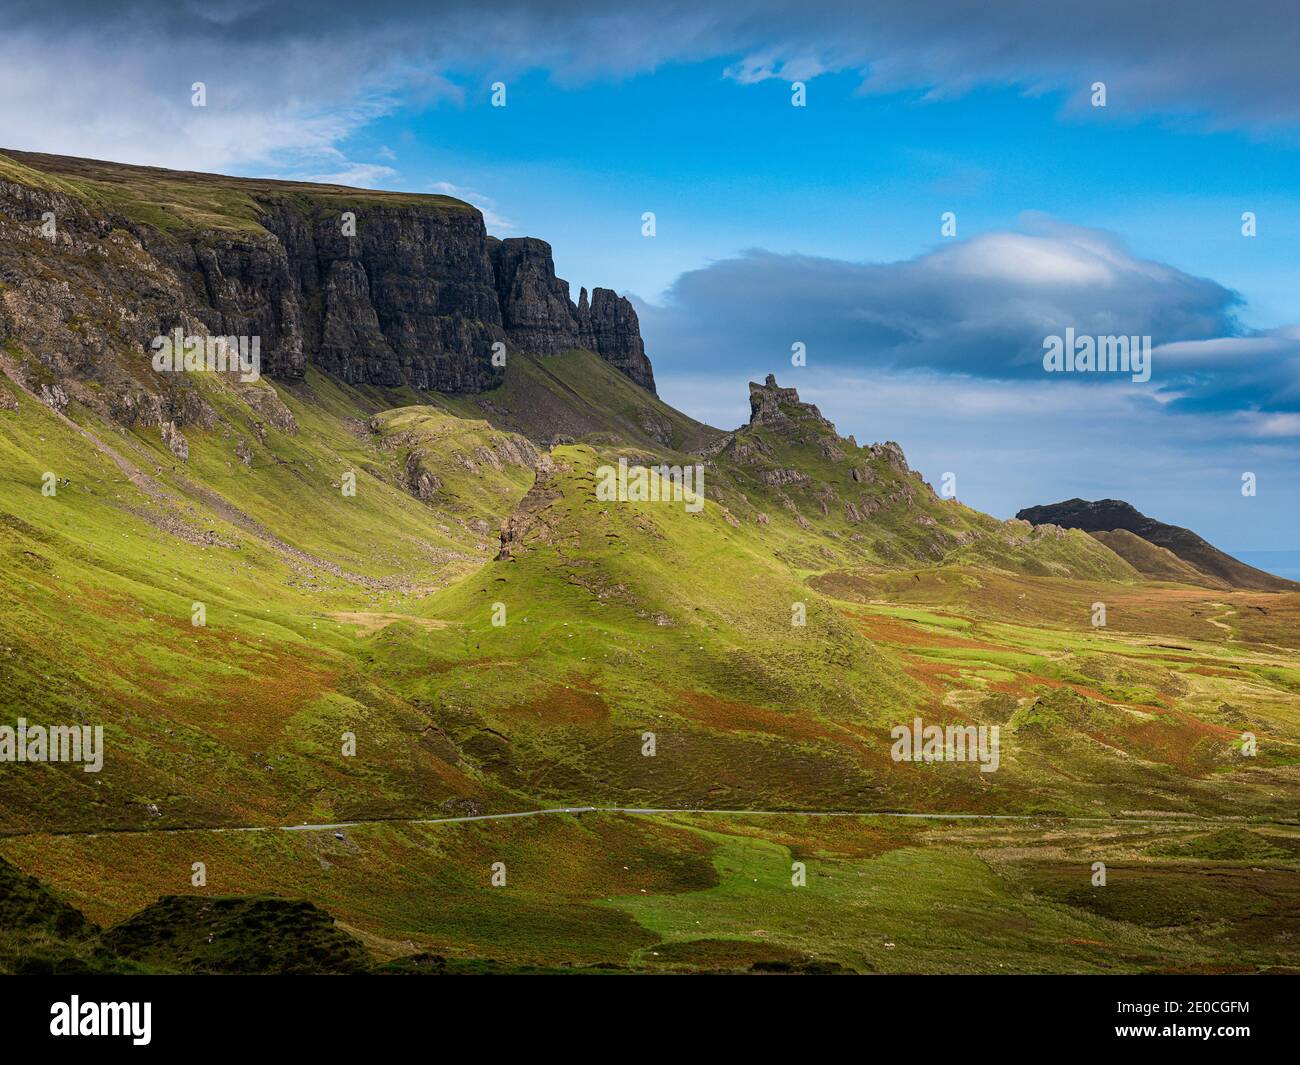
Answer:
[3,1,1297,552]
[349,66,1300,324]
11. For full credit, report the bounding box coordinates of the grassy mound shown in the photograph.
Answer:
[102,894,372,974]
[1146,828,1293,861]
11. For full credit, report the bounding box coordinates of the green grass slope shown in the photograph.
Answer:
[700,377,1138,580]
[0,362,547,834]
[1,149,475,236]
[435,347,716,452]
[1089,528,1226,587]
[1,348,1294,831]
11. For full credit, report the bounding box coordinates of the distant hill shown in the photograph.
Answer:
[1016,498,1298,591]
[1087,528,1228,587]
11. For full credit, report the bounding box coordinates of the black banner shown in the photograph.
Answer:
[2,975,1291,1051]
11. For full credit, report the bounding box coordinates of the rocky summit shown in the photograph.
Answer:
[1017,497,1299,591]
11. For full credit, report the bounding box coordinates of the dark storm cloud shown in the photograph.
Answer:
[1155,330,1300,417]
[4,1,1300,172]
[634,215,1298,416]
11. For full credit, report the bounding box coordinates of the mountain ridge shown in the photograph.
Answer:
[1016,497,1297,591]
[0,148,653,411]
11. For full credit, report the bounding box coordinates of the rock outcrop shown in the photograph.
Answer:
[578,286,655,393]
[489,236,655,392]
[490,237,580,356]
[0,149,658,430]
[748,374,832,431]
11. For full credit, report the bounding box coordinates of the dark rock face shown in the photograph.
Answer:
[1017,498,1151,536]
[491,237,580,355]
[154,226,308,380]
[748,374,832,430]
[487,237,656,392]
[580,287,655,393]
[0,155,658,421]
[0,178,226,431]
[258,201,505,391]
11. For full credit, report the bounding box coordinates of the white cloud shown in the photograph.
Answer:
[4,1,1300,180]
[638,217,1241,385]
[306,163,399,188]
[429,181,515,232]
[1243,412,1300,437]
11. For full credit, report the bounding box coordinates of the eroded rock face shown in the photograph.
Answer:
[867,441,909,473]
[747,374,832,430]
[579,287,656,393]
[154,225,307,380]
[405,451,443,500]
[0,156,660,433]
[497,461,564,560]
[491,237,581,355]
[261,201,505,391]
[160,420,189,461]
[487,238,657,392]
[761,468,809,487]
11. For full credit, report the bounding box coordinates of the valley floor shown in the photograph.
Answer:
[4,811,1299,974]
[3,577,1298,974]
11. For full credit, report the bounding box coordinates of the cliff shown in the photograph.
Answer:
[489,236,655,392]
[0,149,655,433]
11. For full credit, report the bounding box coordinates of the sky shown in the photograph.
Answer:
[2,1,1298,551]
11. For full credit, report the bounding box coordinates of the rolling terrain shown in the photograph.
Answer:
[0,151,1297,974]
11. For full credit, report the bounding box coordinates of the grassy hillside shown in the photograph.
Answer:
[433,346,715,452]
[1089,528,1224,587]
[701,377,1138,579]
[1,341,1295,832]
[0,152,1296,975]
[2,343,1298,969]
[1,149,475,236]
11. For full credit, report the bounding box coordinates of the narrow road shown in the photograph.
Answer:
[4,805,1294,840]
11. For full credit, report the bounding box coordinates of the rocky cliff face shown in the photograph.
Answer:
[748,373,831,430]
[490,236,655,392]
[0,151,656,431]
[260,200,506,391]
[580,286,654,393]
